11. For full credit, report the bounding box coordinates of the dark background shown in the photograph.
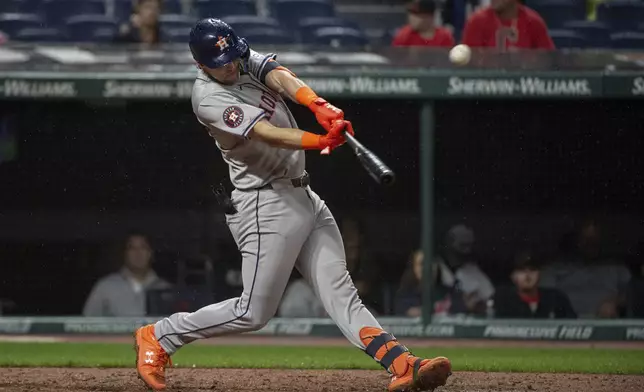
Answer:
[0,98,643,315]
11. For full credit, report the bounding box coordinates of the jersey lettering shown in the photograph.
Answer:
[259,91,277,120]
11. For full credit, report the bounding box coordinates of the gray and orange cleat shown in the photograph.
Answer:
[388,355,452,392]
[134,324,172,391]
[360,327,452,392]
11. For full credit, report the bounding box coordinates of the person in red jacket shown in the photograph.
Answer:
[392,0,455,47]
[461,0,554,50]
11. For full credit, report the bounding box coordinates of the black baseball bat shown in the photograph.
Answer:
[344,132,396,186]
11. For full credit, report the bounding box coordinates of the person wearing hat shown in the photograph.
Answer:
[392,0,455,47]
[434,224,495,316]
[494,250,576,319]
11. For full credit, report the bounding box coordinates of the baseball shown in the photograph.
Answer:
[449,44,471,66]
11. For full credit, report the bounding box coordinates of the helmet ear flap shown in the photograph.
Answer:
[238,38,250,58]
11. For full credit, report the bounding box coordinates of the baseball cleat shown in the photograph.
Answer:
[388,356,452,392]
[134,324,172,391]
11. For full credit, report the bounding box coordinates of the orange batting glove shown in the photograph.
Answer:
[301,120,354,154]
[296,86,344,132]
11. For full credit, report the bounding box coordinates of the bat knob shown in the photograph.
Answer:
[380,171,396,186]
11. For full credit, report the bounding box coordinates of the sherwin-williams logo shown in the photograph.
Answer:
[302,77,421,95]
[0,79,77,97]
[632,77,644,95]
[103,80,193,98]
[447,77,592,96]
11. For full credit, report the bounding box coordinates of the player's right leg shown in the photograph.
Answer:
[134,188,314,390]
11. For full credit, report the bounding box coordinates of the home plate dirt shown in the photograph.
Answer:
[0,368,643,392]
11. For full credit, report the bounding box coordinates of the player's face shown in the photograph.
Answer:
[124,235,153,273]
[512,268,539,291]
[203,59,241,85]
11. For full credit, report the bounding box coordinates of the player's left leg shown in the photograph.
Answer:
[295,190,451,392]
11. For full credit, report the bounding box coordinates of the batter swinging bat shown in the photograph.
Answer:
[344,132,396,186]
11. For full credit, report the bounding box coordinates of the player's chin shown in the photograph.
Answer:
[221,73,240,85]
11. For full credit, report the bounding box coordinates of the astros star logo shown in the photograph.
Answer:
[216,35,230,50]
[223,106,244,128]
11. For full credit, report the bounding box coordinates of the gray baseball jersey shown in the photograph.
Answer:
[191,50,305,190]
[154,49,381,355]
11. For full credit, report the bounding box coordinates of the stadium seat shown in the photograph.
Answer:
[548,29,587,48]
[242,27,296,45]
[222,15,280,36]
[113,0,133,22]
[42,0,107,26]
[312,26,368,47]
[0,0,36,14]
[14,27,64,42]
[89,26,118,42]
[159,14,196,30]
[113,0,183,21]
[297,16,359,44]
[272,0,336,28]
[161,0,184,14]
[610,31,644,49]
[161,27,191,43]
[195,0,257,19]
[597,1,644,31]
[0,13,44,36]
[65,15,118,42]
[563,20,610,48]
[528,0,586,29]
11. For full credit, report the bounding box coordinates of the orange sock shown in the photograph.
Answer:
[360,327,413,377]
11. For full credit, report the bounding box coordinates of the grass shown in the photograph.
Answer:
[0,342,643,374]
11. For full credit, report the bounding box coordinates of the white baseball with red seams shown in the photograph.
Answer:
[449,44,472,66]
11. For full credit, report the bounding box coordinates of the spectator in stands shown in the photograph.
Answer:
[0,31,7,45]
[278,273,327,318]
[394,249,451,317]
[435,224,495,316]
[494,250,576,319]
[115,0,161,45]
[392,0,455,47]
[540,220,631,318]
[341,217,381,315]
[461,0,554,50]
[82,231,171,317]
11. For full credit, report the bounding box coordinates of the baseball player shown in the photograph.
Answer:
[134,18,451,392]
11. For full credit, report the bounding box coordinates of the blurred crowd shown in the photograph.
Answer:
[0,0,642,49]
[66,217,643,321]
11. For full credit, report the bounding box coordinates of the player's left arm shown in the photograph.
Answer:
[263,63,345,132]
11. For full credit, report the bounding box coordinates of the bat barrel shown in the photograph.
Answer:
[345,132,396,187]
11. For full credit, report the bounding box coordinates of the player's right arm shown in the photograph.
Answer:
[246,50,346,133]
